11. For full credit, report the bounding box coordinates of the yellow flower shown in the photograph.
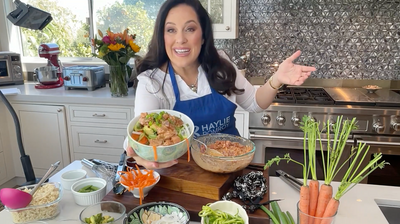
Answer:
[129,40,141,53]
[98,51,105,58]
[108,43,125,51]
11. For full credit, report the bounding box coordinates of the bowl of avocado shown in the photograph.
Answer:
[79,201,126,224]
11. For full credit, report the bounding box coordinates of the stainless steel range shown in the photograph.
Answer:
[249,86,400,185]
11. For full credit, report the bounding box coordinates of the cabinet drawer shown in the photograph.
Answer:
[73,153,121,164]
[69,106,132,124]
[71,126,126,155]
[0,151,7,181]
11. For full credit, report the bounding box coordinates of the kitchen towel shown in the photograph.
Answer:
[0,88,21,95]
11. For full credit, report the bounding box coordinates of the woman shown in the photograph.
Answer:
[127,0,316,169]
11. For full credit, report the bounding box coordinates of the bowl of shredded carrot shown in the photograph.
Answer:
[127,109,194,163]
[191,133,256,173]
[118,165,160,205]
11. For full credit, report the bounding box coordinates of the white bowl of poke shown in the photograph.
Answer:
[124,201,190,224]
[127,109,194,163]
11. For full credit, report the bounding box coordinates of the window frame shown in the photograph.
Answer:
[0,0,238,73]
[0,0,107,73]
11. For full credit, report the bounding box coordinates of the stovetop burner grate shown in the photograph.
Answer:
[273,87,335,105]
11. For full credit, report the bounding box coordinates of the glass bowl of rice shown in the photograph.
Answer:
[5,182,62,223]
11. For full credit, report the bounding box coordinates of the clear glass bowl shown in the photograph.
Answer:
[191,133,256,173]
[5,182,62,224]
[126,109,195,163]
[79,201,126,224]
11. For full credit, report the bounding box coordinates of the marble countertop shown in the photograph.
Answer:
[0,160,398,224]
[0,82,136,106]
[0,82,247,111]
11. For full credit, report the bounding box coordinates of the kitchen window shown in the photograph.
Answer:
[3,0,164,58]
[0,0,236,56]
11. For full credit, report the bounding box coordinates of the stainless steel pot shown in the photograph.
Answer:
[34,64,58,84]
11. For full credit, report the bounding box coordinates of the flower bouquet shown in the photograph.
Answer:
[92,28,141,97]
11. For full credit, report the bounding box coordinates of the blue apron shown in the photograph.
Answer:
[168,64,239,137]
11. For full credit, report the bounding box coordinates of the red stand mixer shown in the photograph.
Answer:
[34,43,64,89]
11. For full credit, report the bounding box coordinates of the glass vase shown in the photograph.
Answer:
[297,201,337,224]
[109,65,129,97]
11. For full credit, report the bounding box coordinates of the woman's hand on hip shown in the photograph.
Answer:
[275,50,316,86]
[125,146,178,169]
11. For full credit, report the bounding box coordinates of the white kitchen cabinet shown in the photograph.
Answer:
[11,104,70,176]
[200,0,238,39]
[0,103,15,185]
[0,112,6,182]
[68,105,134,163]
[0,151,6,182]
[235,111,249,138]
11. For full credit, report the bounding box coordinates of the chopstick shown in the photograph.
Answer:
[246,164,265,171]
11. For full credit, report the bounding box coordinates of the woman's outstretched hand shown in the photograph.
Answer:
[126,146,178,169]
[275,50,316,86]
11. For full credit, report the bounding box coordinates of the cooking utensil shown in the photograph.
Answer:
[34,62,59,84]
[276,169,302,191]
[193,138,224,156]
[81,158,116,182]
[0,161,60,209]
[112,152,126,195]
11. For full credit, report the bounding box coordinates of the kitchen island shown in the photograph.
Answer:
[0,160,398,224]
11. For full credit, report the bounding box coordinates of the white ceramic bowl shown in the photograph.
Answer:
[70,177,107,206]
[120,169,160,198]
[60,169,87,190]
[200,201,249,224]
[127,109,194,163]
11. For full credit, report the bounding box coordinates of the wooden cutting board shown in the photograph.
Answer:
[155,155,243,200]
[103,161,270,224]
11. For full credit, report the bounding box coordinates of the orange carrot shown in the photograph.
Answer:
[117,165,159,205]
[308,179,319,224]
[314,184,333,224]
[185,138,190,162]
[131,133,149,145]
[320,198,339,224]
[299,185,310,224]
[152,145,158,161]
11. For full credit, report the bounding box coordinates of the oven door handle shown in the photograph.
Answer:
[250,133,354,144]
[355,139,400,146]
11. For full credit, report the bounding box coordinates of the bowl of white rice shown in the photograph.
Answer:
[5,182,62,223]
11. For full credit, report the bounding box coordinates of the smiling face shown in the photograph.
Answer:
[164,4,204,71]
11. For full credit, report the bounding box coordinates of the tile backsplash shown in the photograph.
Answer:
[215,0,400,81]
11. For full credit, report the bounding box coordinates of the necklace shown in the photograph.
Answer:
[188,75,199,93]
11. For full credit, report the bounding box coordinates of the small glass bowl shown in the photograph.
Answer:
[5,182,63,224]
[79,201,126,224]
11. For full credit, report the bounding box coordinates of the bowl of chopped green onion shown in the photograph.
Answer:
[71,177,107,206]
[199,200,249,224]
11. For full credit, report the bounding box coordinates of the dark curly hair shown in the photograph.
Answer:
[137,0,244,96]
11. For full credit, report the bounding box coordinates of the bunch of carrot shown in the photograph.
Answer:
[265,115,388,224]
[117,165,159,205]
